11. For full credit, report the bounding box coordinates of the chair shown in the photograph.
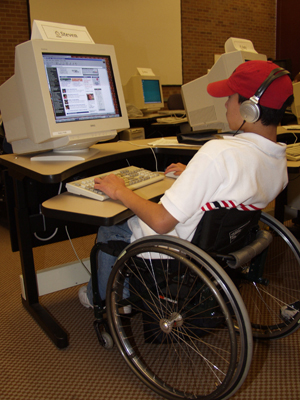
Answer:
[90,208,300,400]
[167,93,184,110]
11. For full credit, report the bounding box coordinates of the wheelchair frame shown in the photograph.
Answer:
[90,211,300,400]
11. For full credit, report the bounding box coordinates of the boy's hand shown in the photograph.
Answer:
[94,174,126,200]
[164,163,186,176]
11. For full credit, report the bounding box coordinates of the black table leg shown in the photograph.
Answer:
[14,177,68,349]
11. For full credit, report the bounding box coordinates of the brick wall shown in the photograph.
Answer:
[0,0,30,86]
[181,0,275,84]
[0,0,276,100]
[165,0,276,99]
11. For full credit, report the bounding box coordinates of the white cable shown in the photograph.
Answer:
[291,131,299,144]
[118,140,159,171]
[33,181,63,241]
[170,112,186,120]
[34,228,58,241]
[65,226,90,274]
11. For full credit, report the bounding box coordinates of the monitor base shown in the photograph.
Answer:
[30,147,100,162]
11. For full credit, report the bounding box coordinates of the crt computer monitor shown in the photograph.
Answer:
[292,81,300,125]
[0,40,129,160]
[181,50,267,133]
[123,75,164,114]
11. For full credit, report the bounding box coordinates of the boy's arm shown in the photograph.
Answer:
[94,174,178,234]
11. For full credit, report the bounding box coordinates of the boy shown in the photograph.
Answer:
[79,60,294,307]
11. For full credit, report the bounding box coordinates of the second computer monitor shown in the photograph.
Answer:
[181,50,267,133]
[123,75,164,114]
[292,81,300,125]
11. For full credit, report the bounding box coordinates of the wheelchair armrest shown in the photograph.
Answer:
[226,230,273,269]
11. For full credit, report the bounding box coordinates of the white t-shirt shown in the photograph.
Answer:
[128,133,288,242]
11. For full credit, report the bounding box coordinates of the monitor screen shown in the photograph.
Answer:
[142,79,162,104]
[43,53,121,124]
[123,74,164,114]
[0,40,129,160]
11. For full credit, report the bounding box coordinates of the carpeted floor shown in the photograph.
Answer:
[0,204,300,400]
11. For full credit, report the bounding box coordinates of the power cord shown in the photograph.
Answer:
[33,181,63,241]
[291,131,299,144]
[33,181,91,273]
[117,140,159,171]
[65,226,90,275]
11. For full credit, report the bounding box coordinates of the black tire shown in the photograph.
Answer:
[106,236,253,400]
[236,212,300,340]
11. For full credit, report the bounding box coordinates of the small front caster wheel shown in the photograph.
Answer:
[101,331,114,349]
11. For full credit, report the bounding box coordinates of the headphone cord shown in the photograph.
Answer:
[233,120,246,135]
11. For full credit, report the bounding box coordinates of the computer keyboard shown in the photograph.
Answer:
[286,143,300,161]
[66,166,164,201]
[156,116,188,124]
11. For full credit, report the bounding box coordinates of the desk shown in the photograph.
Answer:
[129,114,187,138]
[1,136,299,348]
[0,139,198,348]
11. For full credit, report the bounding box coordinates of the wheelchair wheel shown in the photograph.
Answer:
[106,236,253,400]
[236,212,300,340]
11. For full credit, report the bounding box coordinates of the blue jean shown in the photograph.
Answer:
[87,221,132,303]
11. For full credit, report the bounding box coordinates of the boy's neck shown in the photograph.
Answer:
[243,121,278,142]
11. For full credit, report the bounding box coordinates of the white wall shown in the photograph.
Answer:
[29,0,182,85]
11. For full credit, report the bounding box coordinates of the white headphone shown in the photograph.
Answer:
[239,67,290,123]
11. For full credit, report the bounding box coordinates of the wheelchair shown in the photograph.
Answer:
[90,208,300,400]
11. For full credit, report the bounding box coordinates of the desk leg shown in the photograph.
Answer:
[14,178,69,349]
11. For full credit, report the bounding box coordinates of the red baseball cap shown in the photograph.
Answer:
[207,60,293,109]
